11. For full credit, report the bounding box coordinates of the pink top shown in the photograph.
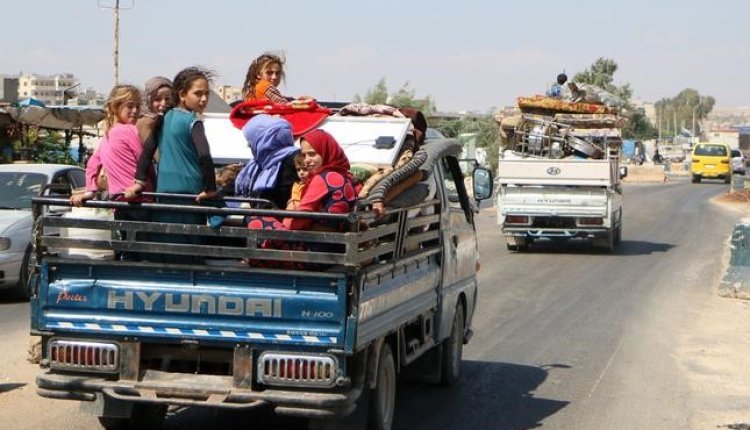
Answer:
[85,123,154,197]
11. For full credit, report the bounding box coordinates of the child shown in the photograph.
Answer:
[286,153,310,210]
[71,84,154,206]
[215,163,243,197]
[241,53,288,103]
[125,66,217,202]
[70,84,154,260]
[124,67,218,262]
[136,76,173,143]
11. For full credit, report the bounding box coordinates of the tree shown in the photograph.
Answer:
[574,57,654,139]
[432,115,500,173]
[622,107,658,140]
[355,77,389,105]
[654,88,715,137]
[355,79,436,114]
[389,82,436,114]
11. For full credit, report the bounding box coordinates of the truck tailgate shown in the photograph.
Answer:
[497,158,614,186]
[499,186,609,216]
[36,261,347,349]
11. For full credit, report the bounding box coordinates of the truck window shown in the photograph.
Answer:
[440,157,473,223]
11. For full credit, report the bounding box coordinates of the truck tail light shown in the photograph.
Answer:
[577,217,603,226]
[258,352,338,388]
[505,215,531,225]
[48,339,119,373]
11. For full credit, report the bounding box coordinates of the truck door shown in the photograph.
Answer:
[437,156,479,322]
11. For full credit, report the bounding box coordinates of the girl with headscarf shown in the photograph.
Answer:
[243,129,356,268]
[136,76,173,143]
[281,129,357,231]
[235,114,299,209]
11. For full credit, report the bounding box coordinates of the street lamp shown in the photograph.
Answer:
[63,84,81,106]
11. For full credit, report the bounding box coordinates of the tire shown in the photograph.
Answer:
[440,304,465,387]
[16,246,32,300]
[613,222,622,246]
[506,243,518,251]
[98,416,127,430]
[692,174,701,183]
[98,403,167,430]
[725,175,731,184]
[368,343,396,430]
[593,232,614,252]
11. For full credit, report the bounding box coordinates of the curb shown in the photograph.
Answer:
[719,223,750,299]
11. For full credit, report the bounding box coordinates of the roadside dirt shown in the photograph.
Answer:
[677,194,750,429]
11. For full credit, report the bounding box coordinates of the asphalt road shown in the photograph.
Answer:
[0,177,740,429]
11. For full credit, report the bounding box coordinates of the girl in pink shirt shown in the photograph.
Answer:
[70,85,155,260]
[71,85,154,204]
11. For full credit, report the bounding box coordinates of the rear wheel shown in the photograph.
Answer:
[593,232,614,252]
[368,343,396,430]
[725,175,732,184]
[613,222,622,246]
[98,403,167,430]
[692,174,701,183]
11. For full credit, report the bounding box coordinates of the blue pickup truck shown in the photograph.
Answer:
[29,116,493,430]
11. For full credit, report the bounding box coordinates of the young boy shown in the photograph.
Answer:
[286,154,310,210]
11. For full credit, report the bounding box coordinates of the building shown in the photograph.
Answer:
[216,85,243,105]
[75,87,106,107]
[17,73,79,106]
[706,128,739,148]
[0,76,19,103]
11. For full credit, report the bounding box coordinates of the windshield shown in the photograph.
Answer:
[694,145,727,157]
[0,172,48,209]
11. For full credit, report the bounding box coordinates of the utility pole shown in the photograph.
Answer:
[99,0,133,86]
[114,0,119,84]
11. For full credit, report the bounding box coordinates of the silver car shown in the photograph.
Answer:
[0,164,85,299]
[731,149,746,175]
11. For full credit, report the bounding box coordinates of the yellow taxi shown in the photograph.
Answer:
[691,143,731,183]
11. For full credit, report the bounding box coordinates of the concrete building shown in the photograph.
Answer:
[216,85,243,105]
[75,87,106,107]
[17,73,79,106]
[706,128,739,148]
[0,76,19,103]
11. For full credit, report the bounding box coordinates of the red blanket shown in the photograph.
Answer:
[230,99,331,137]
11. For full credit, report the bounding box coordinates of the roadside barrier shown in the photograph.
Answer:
[719,223,750,299]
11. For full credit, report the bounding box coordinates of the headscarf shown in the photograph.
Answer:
[302,129,351,178]
[143,76,173,115]
[235,114,299,196]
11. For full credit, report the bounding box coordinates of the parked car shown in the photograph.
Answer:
[0,164,84,298]
[691,143,731,184]
[731,149,746,175]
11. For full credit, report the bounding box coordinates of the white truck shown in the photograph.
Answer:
[496,113,627,251]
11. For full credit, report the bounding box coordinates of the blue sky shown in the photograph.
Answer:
[5,0,749,112]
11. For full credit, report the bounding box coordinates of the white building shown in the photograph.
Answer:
[17,73,79,106]
[216,85,243,105]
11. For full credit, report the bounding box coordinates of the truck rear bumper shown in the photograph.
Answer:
[37,369,364,418]
[503,227,609,238]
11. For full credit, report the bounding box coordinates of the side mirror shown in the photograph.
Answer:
[472,166,494,201]
[619,166,628,179]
